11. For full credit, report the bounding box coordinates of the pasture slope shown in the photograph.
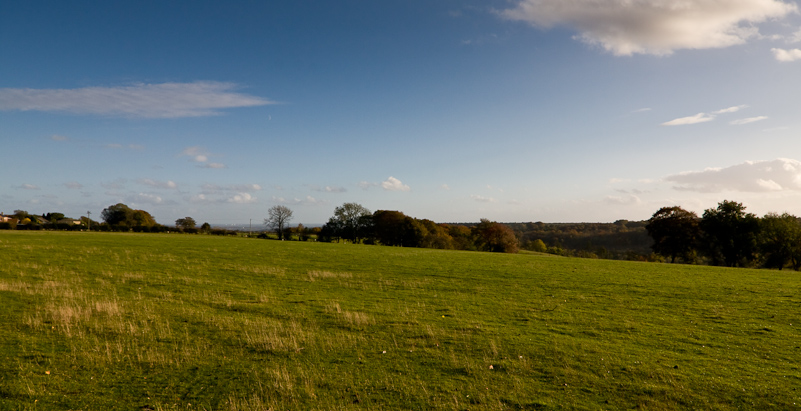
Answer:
[0,231,799,410]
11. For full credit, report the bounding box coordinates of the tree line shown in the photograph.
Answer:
[264,203,519,253]
[646,200,801,270]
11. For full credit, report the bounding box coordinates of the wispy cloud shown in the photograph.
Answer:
[662,105,748,126]
[381,176,411,192]
[138,179,178,190]
[470,195,496,203]
[64,182,83,189]
[0,81,273,118]
[713,105,748,114]
[181,146,210,162]
[501,0,796,56]
[130,193,163,205]
[661,113,715,126]
[772,48,801,62]
[51,134,68,141]
[201,183,261,194]
[603,195,641,205]
[309,185,347,193]
[104,143,144,150]
[200,163,227,169]
[17,184,40,190]
[272,196,327,206]
[358,181,378,190]
[227,193,257,204]
[181,146,227,169]
[731,116,768,125]
[665,158,801,193]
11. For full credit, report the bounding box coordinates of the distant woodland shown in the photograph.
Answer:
[5,199,801,271]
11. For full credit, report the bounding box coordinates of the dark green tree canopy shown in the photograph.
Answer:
[760,212,801,270]
[646,206,699,263]
[700,200,760,267]
[101,203,157,227]
[325,203,372,242]
[175,217,197,230]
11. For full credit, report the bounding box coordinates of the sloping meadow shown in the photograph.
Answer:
[0,231,799,410]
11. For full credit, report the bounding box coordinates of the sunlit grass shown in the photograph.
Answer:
[0,231,800,410]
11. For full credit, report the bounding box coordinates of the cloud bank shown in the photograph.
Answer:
[501,0,797,55]
[665,158,801,193]
[0,82,272,118]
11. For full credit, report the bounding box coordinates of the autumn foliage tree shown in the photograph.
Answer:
[472,219,519,253]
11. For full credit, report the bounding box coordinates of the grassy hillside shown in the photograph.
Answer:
[1,231,799,410]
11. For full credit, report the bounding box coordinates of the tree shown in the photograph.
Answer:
[44,212,66,223]
[330,202,372,242]
[645,206,700,263]
[131,209,157,227]
[760,212,801,270]
[101,203,157,228]
[200,222,211,234]
[175,217,197,231]
[264,205,293,240]
[700,200,760,267]
[473,219,519,253]
[101,203,134,226]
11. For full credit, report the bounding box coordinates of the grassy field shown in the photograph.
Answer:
[0,231,799,410]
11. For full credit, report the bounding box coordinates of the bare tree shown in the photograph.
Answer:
[264,205,294,240]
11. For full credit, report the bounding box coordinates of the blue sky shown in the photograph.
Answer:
[3,0,801,226]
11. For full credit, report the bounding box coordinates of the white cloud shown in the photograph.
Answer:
[713,105,748,114]
[18,184,40,190]
[64,182,83,189]
[227,193,257,204]
[501,0,796,56]
[180,146,211,162]
[662,105,749,126]
[772,47,801,61]
[665,158,801,193]
[440,184,451,191]
[661,113,715,126]
[0,81,273,118]
[381,176,411,192]
[731,116,768,125]
[200,163,227,169]
[471,195,497,203]
[138,179,178,190]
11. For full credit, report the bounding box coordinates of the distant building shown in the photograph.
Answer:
[0,213,16,223]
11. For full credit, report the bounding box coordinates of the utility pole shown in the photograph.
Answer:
[86,211,91,231]
[249,219,252,236]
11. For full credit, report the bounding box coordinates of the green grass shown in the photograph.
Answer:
[1,231,800,410]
